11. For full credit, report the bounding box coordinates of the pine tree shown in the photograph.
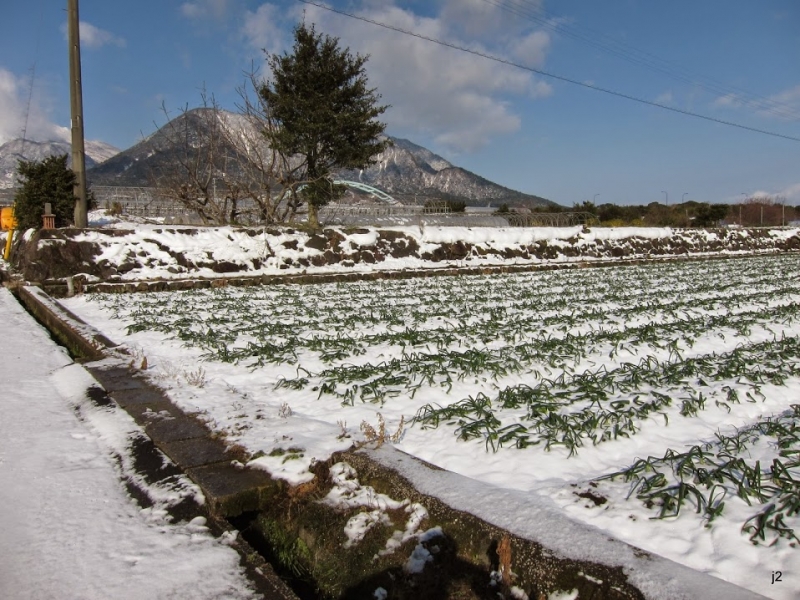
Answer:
[14,155,78,230]
[260,23,390,228]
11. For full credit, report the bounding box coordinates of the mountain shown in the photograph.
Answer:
[87,108,557,208]
[340,137,554,206]
[85,109,244,188]
[0,138,120,190]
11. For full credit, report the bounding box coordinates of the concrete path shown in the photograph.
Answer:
[0,287,295,599]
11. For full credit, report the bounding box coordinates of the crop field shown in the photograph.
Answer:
[62,253,800,599]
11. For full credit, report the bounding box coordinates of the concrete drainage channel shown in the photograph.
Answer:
[11,283,768,600]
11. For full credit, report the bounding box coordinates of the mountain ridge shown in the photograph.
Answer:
[0,138,120,190]
[1,109,556,207]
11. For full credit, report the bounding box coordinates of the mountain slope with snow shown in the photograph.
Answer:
[0,138,120,189]
[87,108,556,207]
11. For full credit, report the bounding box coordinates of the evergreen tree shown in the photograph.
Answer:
[694,203,730,227]
[14,154,78,231]
[260,23,390,228]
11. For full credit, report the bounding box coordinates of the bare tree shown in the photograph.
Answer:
[220,68,308,224]
[150,76,315,226]
[150,93,242,225]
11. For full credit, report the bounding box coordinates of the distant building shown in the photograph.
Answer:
[465,206,496,214]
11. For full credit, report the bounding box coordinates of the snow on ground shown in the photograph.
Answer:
[57,210,798,282]
[0,287,258,600]
[59,251,800,600]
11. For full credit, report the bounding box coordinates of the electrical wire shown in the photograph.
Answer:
[294,0,800,143]
[20,0,46,154]
[479,0,800,121]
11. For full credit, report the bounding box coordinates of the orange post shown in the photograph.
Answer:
[0,206,15,230]
[1,206,16,260]
[2,229,12,261]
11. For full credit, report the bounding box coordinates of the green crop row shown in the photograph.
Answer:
[597,405,800,545]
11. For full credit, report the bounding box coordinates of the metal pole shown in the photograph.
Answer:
[740,193,746,226]
[593,193,600,203]
[682,192,688,203]
[68,0,88,228]
[662,191,668,206]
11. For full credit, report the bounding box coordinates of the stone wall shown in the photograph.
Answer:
[8,225,800,293]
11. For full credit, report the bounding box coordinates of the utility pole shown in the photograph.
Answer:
[781,197,785,227]
[662,191,668,206]
[740,193,746,226]
[68,0,88,228]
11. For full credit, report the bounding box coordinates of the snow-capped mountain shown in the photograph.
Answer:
[1,109,555,207]
[87,108,556,208]
[0,138,120,189]
[339,137,550,205]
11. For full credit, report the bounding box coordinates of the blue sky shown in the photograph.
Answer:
[1,0,798,206]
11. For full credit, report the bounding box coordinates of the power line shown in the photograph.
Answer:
[294,0,800,143]
[21,1,47,154]
[21,64,37,149]
[479,0,800,121]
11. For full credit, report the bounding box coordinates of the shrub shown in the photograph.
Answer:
[13,154,95,230]
[14,155,77,230]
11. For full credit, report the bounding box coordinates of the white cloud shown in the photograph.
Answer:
[181,0,232,20]
[0,69,69,145]
[781,183,800,203]
[655,91,673,105]
[60,21,126,49]
[0,69,22,144]
[242,4,289,55]
[758,84,800,119]
[249,1,553,152]
[441,0,543,40]
[528,79,553,99]
[713,84,800,120]
[432,93,520,150]
[764,183,800,203]
[509,30,551,69]
[713,93,741,108]
[740,183,800,204]
[80,21,126,48]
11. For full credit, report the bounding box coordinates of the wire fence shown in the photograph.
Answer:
[0,188,16,206]
[93,186,267,224]
[6,185,597,229]
[93,186,190,219]
[504,212,596,227]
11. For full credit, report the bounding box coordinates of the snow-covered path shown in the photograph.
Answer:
[0,287,258,600]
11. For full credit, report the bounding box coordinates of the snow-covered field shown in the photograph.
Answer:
[60,252,800,599]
